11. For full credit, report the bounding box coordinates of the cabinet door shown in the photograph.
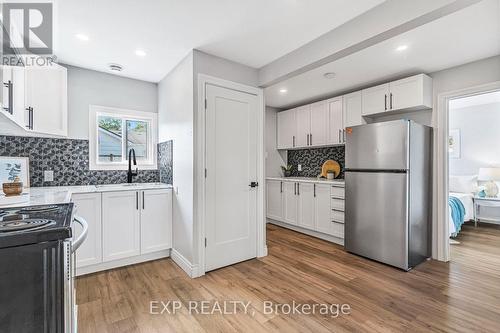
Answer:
[25,64,67,136]
[362,83,390,116]
[266,180,283,221]
[277,109,296,149]
[343,91,363,128]
[295,105,311,148]
[11,66,26,126]
[298,183,315,230]
[328,97,344,144]
[1,65,11,113]
[72,193,102,268]
[283,182,298,225]
[389,74,432,111]
[310,101,328,146]
[314,184,332,235]
[140,189,172,254]
[102,191,140,262]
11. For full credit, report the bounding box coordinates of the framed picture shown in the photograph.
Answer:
[449,129,461,159]
[0,157,30,189]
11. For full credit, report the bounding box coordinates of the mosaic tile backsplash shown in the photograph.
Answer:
[0,135,173,187]
[287,146,345,179]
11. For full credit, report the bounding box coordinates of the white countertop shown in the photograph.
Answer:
[0,183,173,207]
[267,177,345,186]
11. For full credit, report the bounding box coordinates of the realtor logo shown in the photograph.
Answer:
[2,2,53,55]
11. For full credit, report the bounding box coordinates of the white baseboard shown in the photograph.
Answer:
[258,245,268,257]
[76,249,171,276]
[171,248,200,278]
[267,219,345,246]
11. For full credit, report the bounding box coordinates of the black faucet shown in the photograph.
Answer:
[127,148,138,183]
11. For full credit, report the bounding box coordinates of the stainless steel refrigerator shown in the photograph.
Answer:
[344,120,432,270]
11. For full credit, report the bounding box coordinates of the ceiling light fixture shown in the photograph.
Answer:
[135,49,147,57]
[396,44,408,52]
[279,88,288,94]
[323,72,336,79]
[75,33,89,41]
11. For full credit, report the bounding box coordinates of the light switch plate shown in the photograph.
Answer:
[298,164,302,171]
[44,170,54,182]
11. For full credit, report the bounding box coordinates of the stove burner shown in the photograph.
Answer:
[0,218,55,232]
[17,205,59,214]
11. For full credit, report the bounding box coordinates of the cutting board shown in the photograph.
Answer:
[320,160,341,178]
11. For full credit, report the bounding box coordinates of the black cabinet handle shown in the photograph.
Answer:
[25,107,33,130]
[3,81,12,114]
[297,183,300,195]
[142,191,145,209]
[310,133,312,145]
[314,184,316,197]
[390,93,393,109]
[294,182,297,195]
[280,181,282,193]
[384,94,387,110]
[136,192,139,210]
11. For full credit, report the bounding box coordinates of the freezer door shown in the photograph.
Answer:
[345,120,409,170]
[345,171,409,270]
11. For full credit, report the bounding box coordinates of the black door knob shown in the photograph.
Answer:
[249,182,259,188]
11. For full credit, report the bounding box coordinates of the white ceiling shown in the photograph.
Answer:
[54,0,384,82]
[450,90,500,110]
[265,0,500,108]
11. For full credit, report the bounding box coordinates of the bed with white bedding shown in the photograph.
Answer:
[448,175,477,237]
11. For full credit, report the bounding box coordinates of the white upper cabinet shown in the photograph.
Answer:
[362,83,390,116]
[327,97,344,145]
[295,105,311,148]
[25,64,68,136]
[1,65,26,128]
[362,74,432,116]
[277,108,296,149]
[343,91,363,128]
[310,101,328,146]
[389,74,432,111]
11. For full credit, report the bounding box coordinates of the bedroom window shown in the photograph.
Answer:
[89,105,157,170]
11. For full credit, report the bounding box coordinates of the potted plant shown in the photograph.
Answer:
[281,164,293,177]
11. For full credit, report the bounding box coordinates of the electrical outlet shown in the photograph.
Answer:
[44,170,54,182]
[298,164,302,171]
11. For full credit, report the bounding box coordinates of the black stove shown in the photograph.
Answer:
[0,203,74,249]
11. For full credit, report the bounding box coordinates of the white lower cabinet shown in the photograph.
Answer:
[314,184,332,235]
[266,180,283,221]
[266,180,345,243]
[72,193,102,268]
[74,188,173,274]
[102,191,141,262]
[140,189,173,254]
[283,182,298,225]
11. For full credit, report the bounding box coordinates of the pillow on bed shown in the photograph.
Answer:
[449,175,477,193]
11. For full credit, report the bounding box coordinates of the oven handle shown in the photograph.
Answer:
[72,215,88,253]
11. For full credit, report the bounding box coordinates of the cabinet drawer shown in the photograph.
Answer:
[331,186,345,199]
[331,209,344,223]
[331,221,344,238]
[331,198,345,211]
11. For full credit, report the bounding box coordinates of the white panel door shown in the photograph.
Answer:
[343,91,363,128]
[72,193,102,268]
[314,184,332,235]
[205,84,258,272]
[277,109,296,149]
[25,64,67,136]
[310,101,328,146]
[102,191,140,262]
[140,189,173,254]
[266,180,283,221]
[328,97,344,144]
[361,83,390,116]
[295,105,311,148]
[298,183,315,230]
[283,182,298,225]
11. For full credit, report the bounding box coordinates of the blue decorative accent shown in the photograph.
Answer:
[449,196,466,237]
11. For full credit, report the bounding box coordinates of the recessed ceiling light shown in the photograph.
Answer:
[396,45,408,52]
[323,72,336,79]
[75,33,89,41]
[108,63,123,72]
[279,88,288,94]
[135,49,147,57]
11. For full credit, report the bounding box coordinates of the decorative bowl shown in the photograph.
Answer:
[2,182,23,196]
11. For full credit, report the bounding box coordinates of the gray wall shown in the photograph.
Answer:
[265,106,286,177]
[65,64,158,139]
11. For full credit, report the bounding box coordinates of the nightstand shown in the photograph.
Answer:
[474,196,500,227]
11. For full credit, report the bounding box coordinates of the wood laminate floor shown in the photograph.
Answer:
[76,223,500,333]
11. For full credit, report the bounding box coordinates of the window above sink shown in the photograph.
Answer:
[89,105,157,170]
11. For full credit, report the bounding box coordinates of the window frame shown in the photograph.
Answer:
[89,105,157,171]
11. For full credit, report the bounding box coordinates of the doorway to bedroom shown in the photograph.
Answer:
[448,90,500,263]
